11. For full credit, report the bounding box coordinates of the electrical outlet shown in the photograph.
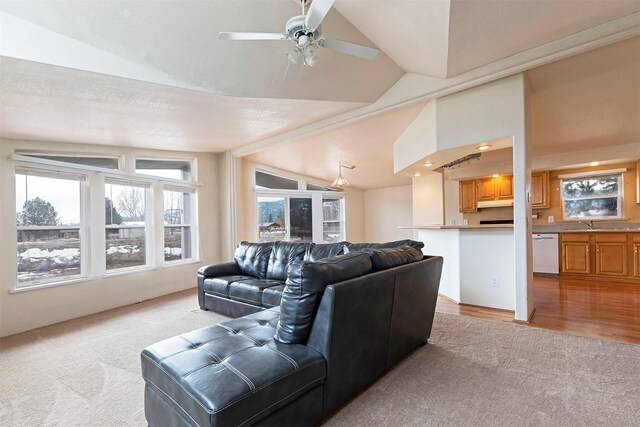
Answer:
[490,277,499,287]
[548,215,554,223]
[463,219,469,226]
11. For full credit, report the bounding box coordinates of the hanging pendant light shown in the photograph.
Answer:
[331,162,355,189]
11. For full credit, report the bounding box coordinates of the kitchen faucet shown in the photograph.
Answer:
[580,220,594,229]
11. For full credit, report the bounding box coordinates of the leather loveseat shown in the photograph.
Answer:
[196,239,425,318]
[142,241,443,426]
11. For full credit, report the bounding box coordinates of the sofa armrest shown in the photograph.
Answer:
[198,262,241,278]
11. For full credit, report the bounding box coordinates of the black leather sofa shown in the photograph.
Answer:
[196,240,424,318]
[142,241,443,427]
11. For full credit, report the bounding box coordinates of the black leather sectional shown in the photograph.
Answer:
[142,240,443,426]
[196,240,424,317]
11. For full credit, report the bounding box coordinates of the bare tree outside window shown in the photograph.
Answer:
[117,187,145,221]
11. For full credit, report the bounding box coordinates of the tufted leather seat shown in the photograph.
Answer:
[142,308,326,427]
[261,285,285,308]
[228,279,285,306]
[203,275,255,298]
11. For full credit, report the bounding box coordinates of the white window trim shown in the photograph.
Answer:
[162,185,198,265]
[560,172,624,220]
[135,156,196,182]
[11,155,201,292]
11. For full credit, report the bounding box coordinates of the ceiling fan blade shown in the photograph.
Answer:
[219,32,288,41]
[319,37,379,60]
[304,0,335,30]
[284,51,302,81]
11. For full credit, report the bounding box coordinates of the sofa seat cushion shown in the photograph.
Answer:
[203,275,255,298]
[228,279,285,306]
[141,308,326,427]
[262,285,285,308]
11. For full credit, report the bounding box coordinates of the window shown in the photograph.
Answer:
[17,153,120,169]
[561,173,623,219]
[164,188,194,262]
[136,158,192,181]
[105,181,148,271]
[322,198,344,242]
[16,170,85,286]
[255,171,299,190]
[257,195,314,243]
[307,182,340,192]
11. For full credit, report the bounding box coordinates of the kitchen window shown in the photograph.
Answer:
[561,172,623,219]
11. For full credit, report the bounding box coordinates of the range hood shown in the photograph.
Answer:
[477,199,514,208]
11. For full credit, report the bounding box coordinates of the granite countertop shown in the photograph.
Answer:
[400,224,514,230]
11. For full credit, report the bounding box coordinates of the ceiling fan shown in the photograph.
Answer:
[219,0,380,80]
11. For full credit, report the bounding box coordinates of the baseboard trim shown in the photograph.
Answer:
[438,293,460,304]
[514,307,537,324]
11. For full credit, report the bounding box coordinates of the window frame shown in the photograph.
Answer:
[163,185,197,264]
[11,153,201,292]
[560,171,624,220]
[321,196,346,243]
[15,168,89,288]
[135,156,195,182]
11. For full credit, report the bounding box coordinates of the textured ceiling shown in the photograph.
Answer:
[0,57,365,151]
[246,101,428,189]
[528,36,640,156]
[335,0,640,78]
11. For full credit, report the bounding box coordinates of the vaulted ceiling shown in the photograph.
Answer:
[0,0,639,184]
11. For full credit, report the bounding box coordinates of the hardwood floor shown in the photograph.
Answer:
[436,276,640,345]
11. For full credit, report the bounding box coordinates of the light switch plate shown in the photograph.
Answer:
[463,219,468,225]
[548,215,554,223]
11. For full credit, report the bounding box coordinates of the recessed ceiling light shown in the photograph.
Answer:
[477,144,491,151]
[492,174,499,178]
[423,161,434,167]
[589,161,599,167]
[414,172,421,177]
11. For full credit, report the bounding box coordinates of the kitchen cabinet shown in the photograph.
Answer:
[561,233,591,275]
[477,178,496,201]
[459,180,477,213]
[634,234,640,278]
[559,232,640,281]
[497,175,514,199]
[531,171,550,209]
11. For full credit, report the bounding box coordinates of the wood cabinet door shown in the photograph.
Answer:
[596,242,628,276]
[477,178,496,201]
[459,180,477,213]
[531,171,550,209]
[497,175,514,199]
[562,243,590,274]
[634,243,640,278]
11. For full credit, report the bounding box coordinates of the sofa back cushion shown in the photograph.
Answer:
[275,252,372,344]
[304,241,346,262]
[233,241,274,279]
[361,246,424,272]
[344,239,424,253]
[266,241,309,281]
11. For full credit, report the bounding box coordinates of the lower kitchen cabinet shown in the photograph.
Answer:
[562,242,591,275]
[560,232,639,281]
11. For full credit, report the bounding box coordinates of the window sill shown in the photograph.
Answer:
[9,260,203,294]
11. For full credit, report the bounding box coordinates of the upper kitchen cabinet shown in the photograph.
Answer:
[478,177,496,201]
[531,171,550,209]
[459,180,478,213]
[497,175,514,199]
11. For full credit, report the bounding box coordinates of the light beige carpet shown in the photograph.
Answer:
[1,289,638,427]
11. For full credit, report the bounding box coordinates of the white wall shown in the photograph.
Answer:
[240,159,365,243]
[0,139,222,337]
[412,175,444,226]
[363,185,413,242]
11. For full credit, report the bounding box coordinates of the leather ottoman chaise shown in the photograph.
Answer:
[142,241,443,426]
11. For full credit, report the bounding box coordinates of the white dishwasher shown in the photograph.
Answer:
[532,234,559,274]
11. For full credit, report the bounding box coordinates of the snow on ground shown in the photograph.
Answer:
[18,248,79,259]
[164,247,182,256]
